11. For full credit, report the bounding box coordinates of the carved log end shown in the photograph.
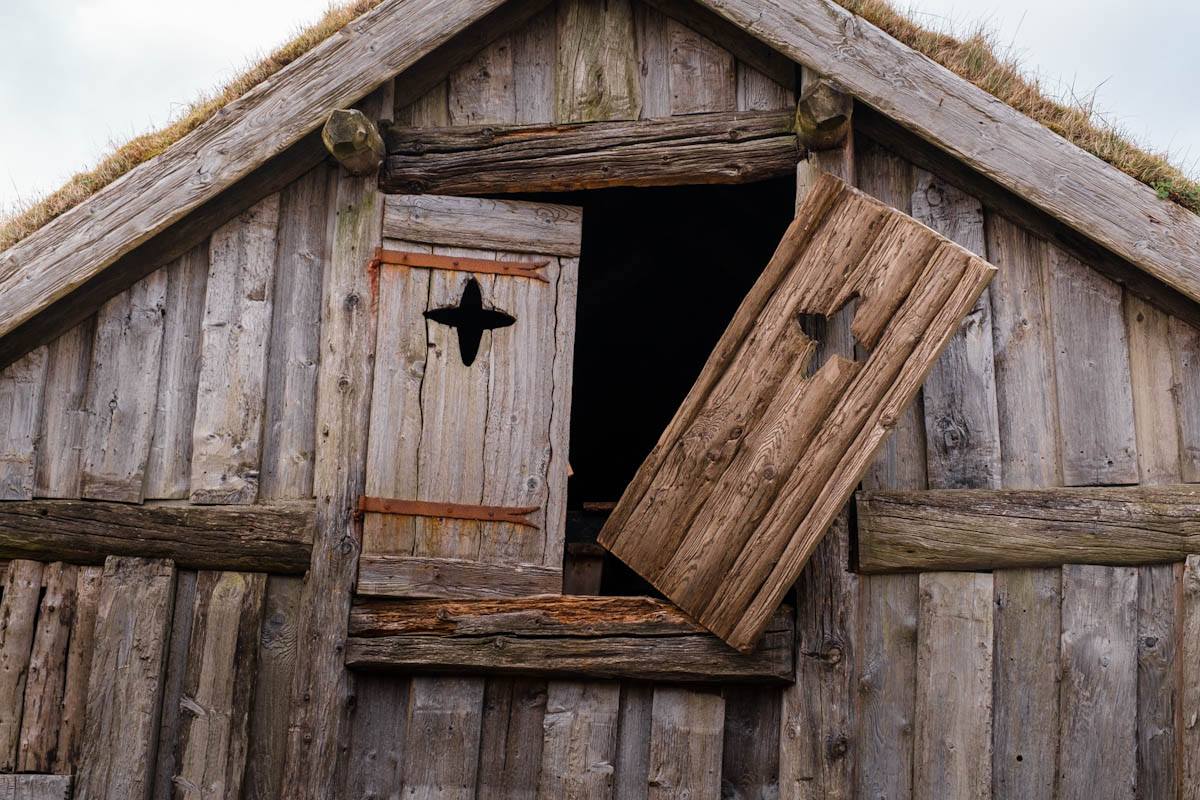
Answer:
[322,108,386,176]
[796,79,853,151]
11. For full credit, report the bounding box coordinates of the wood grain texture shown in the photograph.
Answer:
[0,560,43,769]
[80,270,167,503]
[75,557,176,800]
[401,677,486,799]
[1049,248,1139,486]
[343,673,409,799]
[382,110,799,196]
[475,676,547,798]
[54,565,102,775]
[555,0,641,122]
[0,499,313,574]
[0,0,509,342]
[1058,564,1137,800]
[347,596,792,682]
[690,0,1200,306]
[0,347,48,500]
[150,570,197,800]
[1171,318,1200,482]
[382,193,582,256]
[189,194,281,504]
[0,775,72,800]
[172,571,267,800]
[261,168,329,500]
[647,687,725,800]
[356,556,563,599]
[538,681,620,799]
[856,485,1200,572]
[635,4,671,119]
[666,18,736,115]
[913,571,993,799]
[511,5,557,125]
[612,683,653,800]
[737,64,792,111]
[1182,555,1200,800]
[16,563,76,773]
[599,171,996,651]
[143,245,209,499]
[722,685,780,800]
[33,318,94,498]
[449,35,517,126]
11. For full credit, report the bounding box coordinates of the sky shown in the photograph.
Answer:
[1,0,1197,216]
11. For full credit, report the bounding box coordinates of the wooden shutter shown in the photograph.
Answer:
[598,171,996,652]
[359,194,581,598]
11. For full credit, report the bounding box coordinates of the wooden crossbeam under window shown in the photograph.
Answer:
[856,485,1200,572]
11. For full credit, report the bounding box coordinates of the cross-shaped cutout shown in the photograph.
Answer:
[424,278,516,367]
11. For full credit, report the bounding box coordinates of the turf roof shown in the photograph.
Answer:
[1,0,1196,254]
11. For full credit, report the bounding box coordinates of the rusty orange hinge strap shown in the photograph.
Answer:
[370,248,550,283]
[357,495,542,529]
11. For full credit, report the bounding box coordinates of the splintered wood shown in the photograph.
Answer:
[598,171,996,651]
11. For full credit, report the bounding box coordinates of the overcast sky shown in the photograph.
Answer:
[1,0,1196,216]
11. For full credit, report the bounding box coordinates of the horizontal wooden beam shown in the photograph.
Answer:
[0,500,313,574]
[856,486,1200,573]
[356,555,562,599]
[345,595,793,683]
[380,110,800,195]
[694,0,1200,307]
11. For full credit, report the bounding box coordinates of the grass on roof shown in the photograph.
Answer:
[1,0,1198,254]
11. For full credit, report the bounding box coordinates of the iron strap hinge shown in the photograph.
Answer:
[368,248,551,283]
[356,495,542,529]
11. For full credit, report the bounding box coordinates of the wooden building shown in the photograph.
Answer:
[1,0,1199,797]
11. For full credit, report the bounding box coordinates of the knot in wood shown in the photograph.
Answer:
[822,641,843,664]
[825,733,850,760]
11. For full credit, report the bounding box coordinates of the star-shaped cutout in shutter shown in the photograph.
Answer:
[424,278,516,367]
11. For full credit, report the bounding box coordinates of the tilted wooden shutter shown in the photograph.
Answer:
[598,172,996,652]
[359,194,580,598]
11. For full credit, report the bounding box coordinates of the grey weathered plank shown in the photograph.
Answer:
[647,687,725,800]
[666,18,736,115]
[75,557,176,800]
[1170,318,1200,483]
[242,576,302,800]
[401,677,487,799]
[382,110,798,196]
[0,347,48,500]
[17,563,76,773]
[172,571,267,800]
[690,0,1200,307]
[150,570,197,800]
[143,245,209,499]
[634,3,671,119]
[54,565,101,776]
[0,0,511,343]
[1058,564,1138,800]
[475,677,547,798]
[737,63,792,111]
[260,169,328,501]
[0,499,313,574]
[189,194,281,504]
[0,775,72,800]
[1182,554,1200,799]
[34,318,94,498]
[449,35,517,126]
[1049,248,1139,485]
[0,560,44,769]
[1126,294,1183,485]
[613,683,653,800]
[555,0,641,122]
[913,571,993,799]
[538,681,621,799]
[356,555,562,599]
[280,89,387,800]
[722,686,781,800]
[382,193,582,257]
[512,5,557,125]
[80,270,168,503]
[344,674,410,798]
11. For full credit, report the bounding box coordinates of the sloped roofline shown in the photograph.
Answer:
[1,0,1198,349]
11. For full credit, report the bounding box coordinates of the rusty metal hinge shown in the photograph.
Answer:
[369,248,550,283]
[356,495,541,529]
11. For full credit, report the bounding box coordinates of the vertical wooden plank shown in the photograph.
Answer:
[80,271,168,503]
[512,6,557,125]
[647,687,725,800]
[143,245,208,499]
[17,563,76,773]
[150,570,197,800]
[634,3,671,119]
[190,194,282,504]
[475,677,548,798]
[0,347,48,500]
[242,576,302,800]
[911,170,1000,489]
[538,681,621,800]
[449,36,517,125]
[279,93,382,799]
[722,686,781,800]
[401,677,486,799]
[913,572,993,800]
[172,572,266,800]
[737,63,792,111]
[543,254,579,576]
[55,565,102,775]
[1058,564,1137,800]
[555,0,642,123]
[34,318,94,498]
[613,683,653,800]
[0,560,44,770]
[666,18,735,115]
[345,675,409,799]
[261,171,327,500]
[1050,249,1139,485]
[1182,554,1200,800]
[1169,317,1200,482]
[396,84,452,128]
[1124,292,1182,799]
[76,557,176,800]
